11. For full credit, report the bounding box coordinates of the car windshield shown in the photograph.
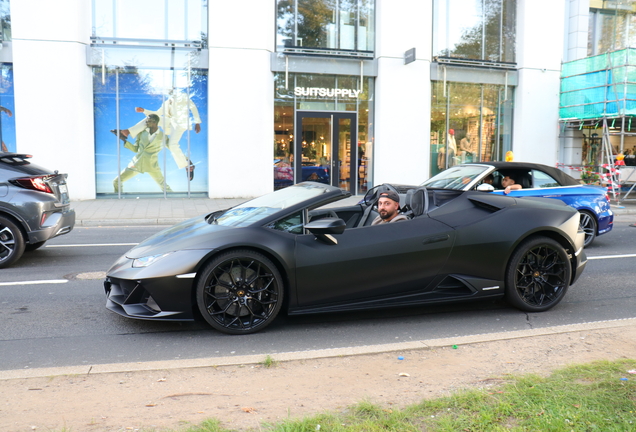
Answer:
[420,165,491,190]
[213,183,332,227]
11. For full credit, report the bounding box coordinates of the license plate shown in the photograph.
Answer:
[59,184,68,194]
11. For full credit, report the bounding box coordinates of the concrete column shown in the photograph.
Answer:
[560,128,584,179]
[11,0,95,199]
[207,1,274,198]
[512,0,566,166]
[373,0,431,186]
[565,0,590,62]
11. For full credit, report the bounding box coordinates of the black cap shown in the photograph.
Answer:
[379,191,400,203]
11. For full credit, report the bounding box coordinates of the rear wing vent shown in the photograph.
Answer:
[467,193,513,213]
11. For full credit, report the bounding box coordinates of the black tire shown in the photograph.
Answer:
[579,211,597,247]
[25,241,46,252]
[505,236,571,312]
[0,216,26,269]
[196,250,283,335]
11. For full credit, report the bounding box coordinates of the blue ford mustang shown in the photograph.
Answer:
[420,162,613,247]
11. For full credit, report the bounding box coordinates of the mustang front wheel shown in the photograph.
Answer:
[505,236,571,312]
[0,216,25,269]
[196,250,283,335]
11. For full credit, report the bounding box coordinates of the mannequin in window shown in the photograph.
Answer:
[459,134,476,163]
[111,89,202,181]
[447,128,457,167]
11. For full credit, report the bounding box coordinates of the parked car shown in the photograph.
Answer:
[420,162,613,247]
[0,153,75,268]
[104,181,586,335]
[274,159,330,189]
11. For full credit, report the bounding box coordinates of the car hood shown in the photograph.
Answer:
[125,214,237,259]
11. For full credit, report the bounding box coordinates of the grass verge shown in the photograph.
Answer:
[80,359,636,432]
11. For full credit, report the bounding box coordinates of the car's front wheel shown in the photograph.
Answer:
[579,211,597,247]
[0,216,26,269]
[505,236,571,312]
[196,250,284,335]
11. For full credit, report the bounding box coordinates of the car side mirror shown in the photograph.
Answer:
[305,217,346,244]
[477,183,495,192]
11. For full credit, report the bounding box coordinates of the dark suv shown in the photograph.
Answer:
[0,153,75,268]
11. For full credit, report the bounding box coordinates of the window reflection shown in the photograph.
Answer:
[430,81,514,175]
[0,0,10,41]
[589,2,636,56]
[433,0,516,63]
[92,0,207,43]
[277,0,374,54]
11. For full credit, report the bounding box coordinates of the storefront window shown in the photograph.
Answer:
[92,0,207,43]
[276,0,375,55]
[433,0,516,63]
[430,81,514,175]
[0,63,14,152]
[589,1,636,56]
[93,65,208,197]
[274,73,374,194]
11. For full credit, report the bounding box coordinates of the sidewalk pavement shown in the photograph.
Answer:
[71,195,636,226]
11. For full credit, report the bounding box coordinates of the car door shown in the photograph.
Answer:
[293,216,455,307]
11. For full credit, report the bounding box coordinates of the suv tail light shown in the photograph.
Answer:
[10,175,54,194]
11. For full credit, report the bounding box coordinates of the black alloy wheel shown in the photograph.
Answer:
[196,250,283,335]
[579,211,597,247]
[505,236,571,312]
[0,215,26,268]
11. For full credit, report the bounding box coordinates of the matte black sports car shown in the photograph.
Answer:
[104,182,587,335]
[0,153,75,268]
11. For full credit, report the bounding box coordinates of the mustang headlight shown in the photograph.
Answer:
[131,252,173,268]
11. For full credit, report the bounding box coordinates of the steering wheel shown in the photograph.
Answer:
[363,184,400,207]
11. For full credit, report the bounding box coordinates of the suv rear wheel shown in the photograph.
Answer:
[0,216,26,268]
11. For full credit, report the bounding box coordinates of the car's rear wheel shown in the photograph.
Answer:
[0,216,26,268]
[196,250,283,335]
[579,211,597,247]
[505,236,571,312]
[25,241,46,252]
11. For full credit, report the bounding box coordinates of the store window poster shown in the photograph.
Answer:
[93,68,208,195]
[0,64,16,153]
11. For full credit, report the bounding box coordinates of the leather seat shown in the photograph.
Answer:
[404,188,427,218]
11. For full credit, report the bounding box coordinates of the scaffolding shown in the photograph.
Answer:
[559,48,636,203]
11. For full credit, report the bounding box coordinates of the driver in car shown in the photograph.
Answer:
[372,191,409,225]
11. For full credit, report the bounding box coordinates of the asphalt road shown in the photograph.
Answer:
[1,218,635,372]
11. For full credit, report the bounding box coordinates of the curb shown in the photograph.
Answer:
[2,318,634,381]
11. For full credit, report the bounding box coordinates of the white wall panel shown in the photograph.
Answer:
[11,0,95,199]
[374,0,432,185]
[513,0,565,165]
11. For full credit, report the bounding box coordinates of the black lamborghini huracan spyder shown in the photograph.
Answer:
[104,182,587,335]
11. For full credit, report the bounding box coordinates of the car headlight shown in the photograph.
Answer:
[131,252,173,268]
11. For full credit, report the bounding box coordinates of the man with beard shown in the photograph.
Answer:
[371,190,408,225]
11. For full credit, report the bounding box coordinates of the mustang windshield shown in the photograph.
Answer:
[420,165,491,190]
[214,183,331,227]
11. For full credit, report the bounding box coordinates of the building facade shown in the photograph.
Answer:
[0,0,592,200]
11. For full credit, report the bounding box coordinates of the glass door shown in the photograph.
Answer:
[295,111,357,193]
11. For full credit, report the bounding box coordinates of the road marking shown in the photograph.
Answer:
[45,243,138,248]
[587,254,636,260]
[0,279,68,286]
